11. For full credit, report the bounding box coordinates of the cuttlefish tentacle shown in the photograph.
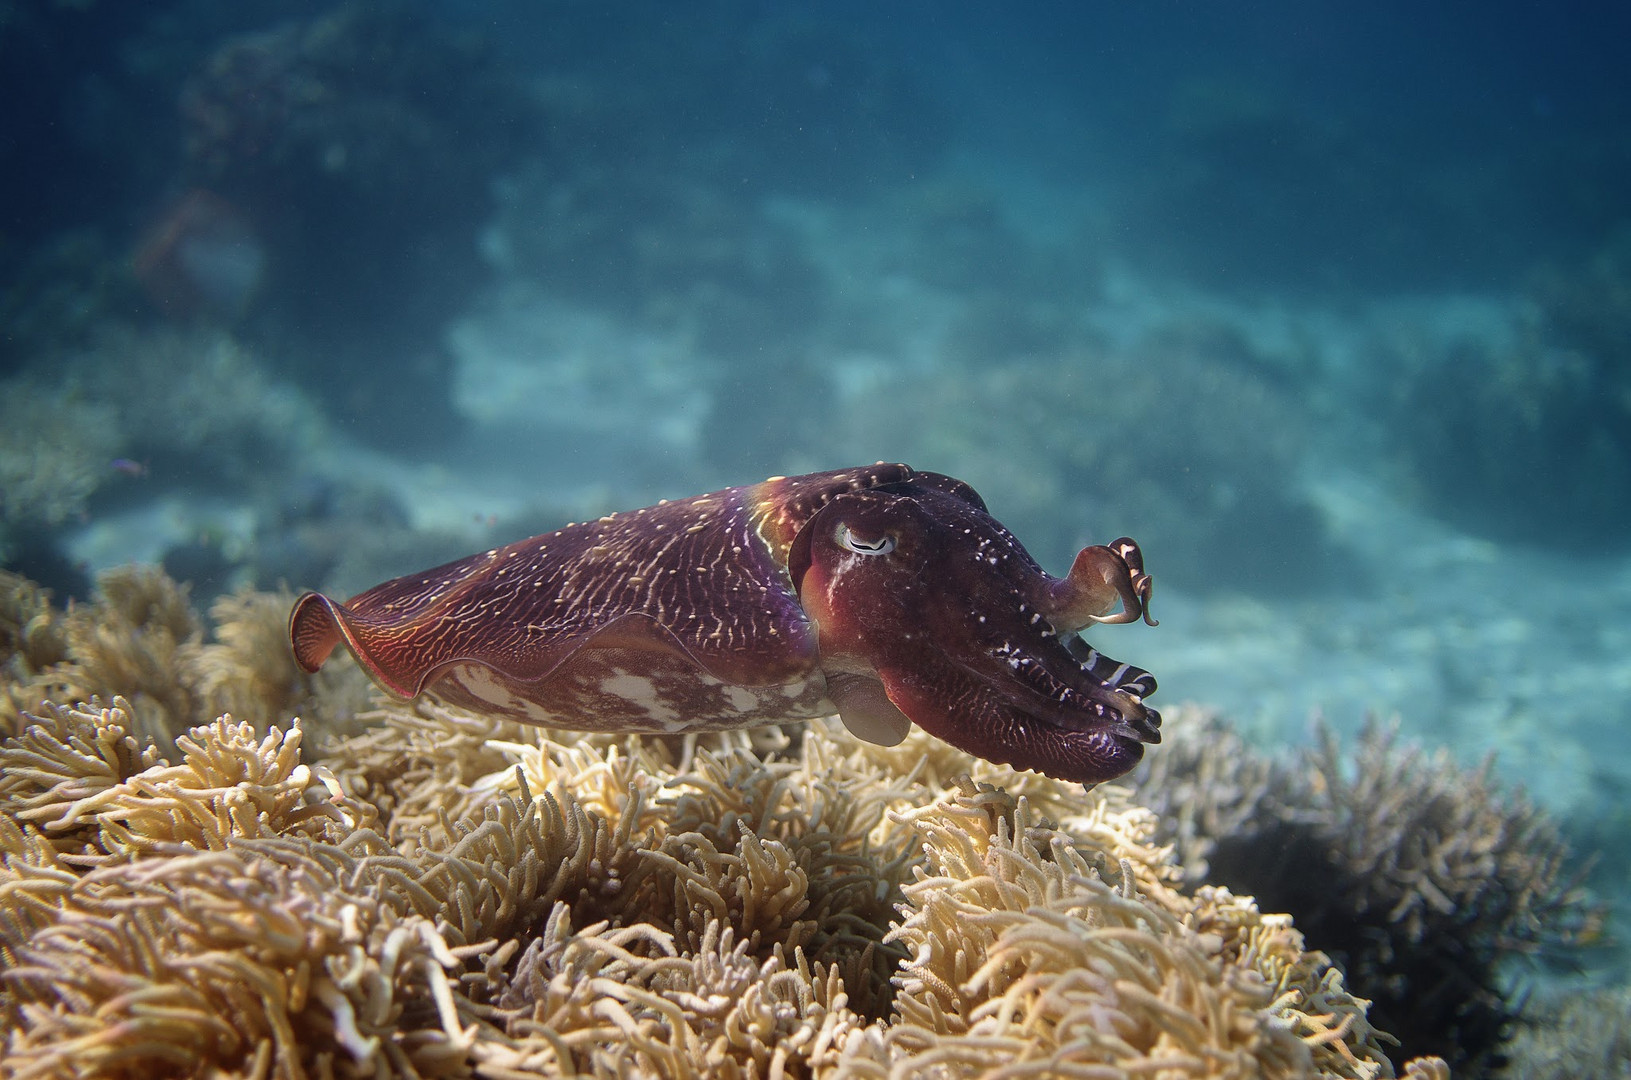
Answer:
[1042,537,1158,630]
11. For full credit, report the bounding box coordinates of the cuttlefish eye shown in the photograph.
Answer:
[839,524,896,556]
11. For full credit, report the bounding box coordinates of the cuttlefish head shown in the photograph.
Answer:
[788,475,1160,786]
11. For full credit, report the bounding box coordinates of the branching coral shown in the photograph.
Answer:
[189,585,310,727]
[60,327,320,488]
[403,783,659,953]
[1298,724,1594,955]
[189,584,371,739]
[1498,983,1631,1079]
[0,573,70,682]
[0,698,162,858]
[0,700,371,871]
[1129,708,1602,1075]
[61,565,201,743]
[319,698,544,850]
[486,907,864,1079]
[59,716,373,858]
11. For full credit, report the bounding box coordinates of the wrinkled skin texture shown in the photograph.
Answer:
[290,464,1160,784]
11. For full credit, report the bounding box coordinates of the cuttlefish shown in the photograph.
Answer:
[289,463,1161,785]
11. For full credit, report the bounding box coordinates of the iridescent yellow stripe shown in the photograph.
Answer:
[745,476,804,568]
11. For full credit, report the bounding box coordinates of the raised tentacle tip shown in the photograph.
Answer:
[1046,538,1157,631]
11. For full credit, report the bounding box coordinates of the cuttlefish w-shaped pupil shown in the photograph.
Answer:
[839,525,894,555]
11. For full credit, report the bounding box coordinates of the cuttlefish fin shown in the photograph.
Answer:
[289,591,423,698]
[825,671,913,746]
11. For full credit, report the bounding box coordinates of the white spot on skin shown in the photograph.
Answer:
[722,685,759,712]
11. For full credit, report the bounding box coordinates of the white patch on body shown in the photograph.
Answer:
[600,672,682,727]
[450,662,575,725]
[722,685,760,712]
[462,664,520,707]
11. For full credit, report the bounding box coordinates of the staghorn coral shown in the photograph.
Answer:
[1129,708,1602,1076]
[0,566,1463,1078]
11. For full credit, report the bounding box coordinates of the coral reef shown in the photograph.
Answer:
[0,376,122,560]
[0,567,1457,1079]
[0,566,365,750]
[1498,984,1631,1079]
[1,322,330,599]
[0,565,201,748]
[1129,708,1603,1076]
[55,325,321,498]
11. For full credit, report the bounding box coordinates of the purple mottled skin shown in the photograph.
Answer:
[290,464,1160,785]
